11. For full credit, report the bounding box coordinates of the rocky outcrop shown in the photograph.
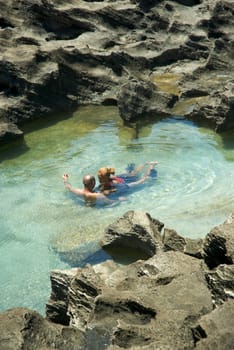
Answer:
[1,210,234,349]
[192,299,234,349]
[0,307,86,350]
[0,0,234,144]
[1,0,234,347]
[117,78,178,121]
[43,211,234,349]
[100,210,164,259]
[203,214,234,269]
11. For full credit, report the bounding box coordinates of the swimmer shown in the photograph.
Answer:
[63,173,124,205]
[97,161,158,195]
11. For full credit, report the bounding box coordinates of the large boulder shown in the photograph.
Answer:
[100,210,164,261]
[203,213,234,269]
[162,227,204,258]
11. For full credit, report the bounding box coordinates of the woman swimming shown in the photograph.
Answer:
[97,162,158,195]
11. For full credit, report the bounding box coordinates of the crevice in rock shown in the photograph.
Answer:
[203,236,233,269]
[94,298,156,325]
[0,17,14,29]
[28,2,96,40]
[191,324,207,344]
[113,327,153,348]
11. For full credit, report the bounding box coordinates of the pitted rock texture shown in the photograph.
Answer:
[0,0,234,143]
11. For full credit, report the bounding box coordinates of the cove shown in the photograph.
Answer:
[0,105,234,315]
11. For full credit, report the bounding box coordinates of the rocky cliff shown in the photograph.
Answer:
[0,0,234,143]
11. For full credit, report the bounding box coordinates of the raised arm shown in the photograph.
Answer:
[63,174,124,205]
[63,174,83,197]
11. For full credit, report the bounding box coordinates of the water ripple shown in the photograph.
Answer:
[1,107,234,315]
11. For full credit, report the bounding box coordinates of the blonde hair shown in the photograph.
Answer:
[98,167,115,178]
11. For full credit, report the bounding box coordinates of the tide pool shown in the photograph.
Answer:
[0,105,234,315]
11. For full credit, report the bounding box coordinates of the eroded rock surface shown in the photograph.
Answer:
[100,210,164,259]
[0,307,86,350]
[0,0,234,143]
[42,211,234,349]
[1,211,234,349]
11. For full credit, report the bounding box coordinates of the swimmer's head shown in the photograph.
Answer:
[83,174,96,189]
[98,167,115,183]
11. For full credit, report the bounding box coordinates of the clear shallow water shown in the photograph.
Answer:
[0,105,234,315]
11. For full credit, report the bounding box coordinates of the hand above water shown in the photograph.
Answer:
[63,173,69,181]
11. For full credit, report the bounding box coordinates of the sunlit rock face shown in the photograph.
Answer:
[0,0,234,143]
[0,210,234,349]
[43,211,234,350]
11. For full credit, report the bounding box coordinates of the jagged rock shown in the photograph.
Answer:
[2,209,234,349]
[100,210,164,260]
[46,248,213,349]
[46,268,78,325]
[205,264,234,307]
[0,0,234,347]
[1,0,234,144]
[0,307,86,350]
[184,237,204,259]
[162,227,186,252]
[162,227,203,258]
[192,299,234,349]
[203,215,234,269]
[117,78,178,121]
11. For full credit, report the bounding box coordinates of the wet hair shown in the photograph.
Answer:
[83,174,96,188]
[98,167,115,178]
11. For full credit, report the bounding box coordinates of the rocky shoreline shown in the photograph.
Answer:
[0,0,234,144]
[1,0,234,349]
[1,210,234,349]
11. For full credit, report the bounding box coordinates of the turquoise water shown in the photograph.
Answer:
[0,105,234,315]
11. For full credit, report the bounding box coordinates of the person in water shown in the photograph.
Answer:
[97,161,158,195]
[62,173,123,206]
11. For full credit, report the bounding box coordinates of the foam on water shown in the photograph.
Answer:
[0,105,234,314]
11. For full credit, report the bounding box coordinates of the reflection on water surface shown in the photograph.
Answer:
[0,105,234,314]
